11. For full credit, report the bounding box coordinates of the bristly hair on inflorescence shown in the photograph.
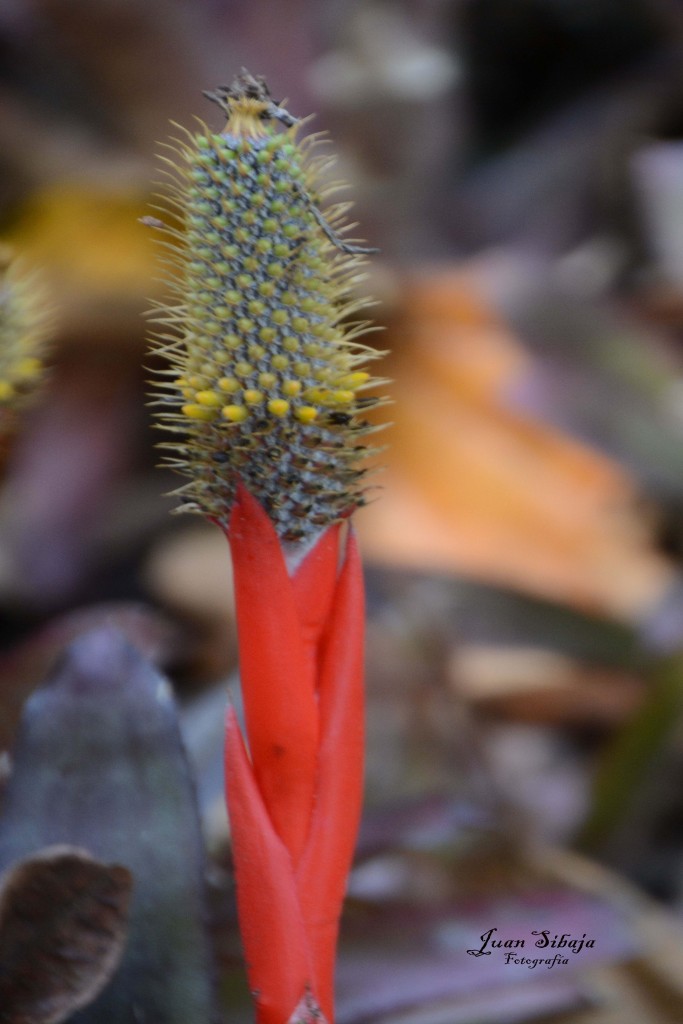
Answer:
[147,69,388,544]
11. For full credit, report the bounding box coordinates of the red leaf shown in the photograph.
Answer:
[228,485,318,865]
[296,531,365,1024]
[291,524,342,679]
[225,709,313,1024]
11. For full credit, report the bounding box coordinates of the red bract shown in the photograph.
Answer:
[225,485,365,1024]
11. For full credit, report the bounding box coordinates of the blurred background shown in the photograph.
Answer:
[3,1,683,1022]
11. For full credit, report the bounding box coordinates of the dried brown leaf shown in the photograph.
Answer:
[0,845,132,1024]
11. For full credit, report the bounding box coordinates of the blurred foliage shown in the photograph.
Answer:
[0,0,683,1021]
[458,0,667,155]
[5,185,154,336]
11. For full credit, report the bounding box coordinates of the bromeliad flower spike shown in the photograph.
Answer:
[149,70,386,1024]
[150,69,384,542]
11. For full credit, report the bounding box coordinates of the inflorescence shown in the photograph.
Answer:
[149,70,386,543]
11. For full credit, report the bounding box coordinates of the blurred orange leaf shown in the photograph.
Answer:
[359,267,672,618]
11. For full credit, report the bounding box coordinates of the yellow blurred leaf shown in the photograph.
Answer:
[7,184,158,334]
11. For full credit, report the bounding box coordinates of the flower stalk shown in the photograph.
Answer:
[225,485,364,1024]
[149,69,384,1024]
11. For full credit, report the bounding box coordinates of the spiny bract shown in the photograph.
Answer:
[0,248,49,416]
[150,71,385,543]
